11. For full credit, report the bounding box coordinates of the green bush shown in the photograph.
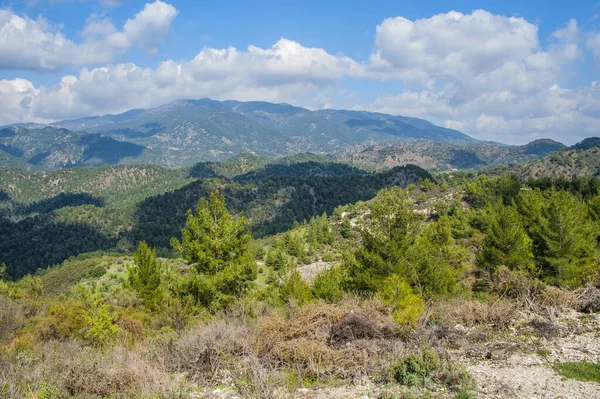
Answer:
[312,266,345,302]
[392,346,475,394]
[377,274,424,327]
[393,346,441,386]
[279,270,312,305]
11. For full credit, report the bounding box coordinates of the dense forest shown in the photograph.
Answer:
[0,162,429,279]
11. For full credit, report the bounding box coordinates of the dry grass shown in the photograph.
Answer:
[0,340,185,398]
[430,297,521,329]
[537,286,581,310]
[164,319,253,379]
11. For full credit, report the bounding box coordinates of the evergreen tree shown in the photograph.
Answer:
[128,241,164,310]
[171,191,256,306]
[407,217,466,296]
[345,187,422,292]
[537,191,598,287]
[479,206,535,273]
[340,217,352,239]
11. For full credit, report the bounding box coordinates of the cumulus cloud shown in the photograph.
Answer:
[0,0,177,71]
[358,11,595,144]
[0,39,359,123]
[1,8,599,145]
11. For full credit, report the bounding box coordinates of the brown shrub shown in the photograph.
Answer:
[258,300,401,381]
[118,315,147,341]
[328,312,393,346]
[537,286,580,310]
[165,320,252,379]
[41,341,181,398]
[269,338,336,369]
[0,298,25,345]
[432,298,520,329]
[285,303,348,340]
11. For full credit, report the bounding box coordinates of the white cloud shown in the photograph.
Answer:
[358,12,595,144]
[105,0,177,53]
[587,32,600,63]
[0,39,359,123]
[1,8,599,145]
[0,0,177,71]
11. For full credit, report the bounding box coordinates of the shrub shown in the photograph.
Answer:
[279,270,312,305]
[312,266,345,302]
[377,275,424,327]
[85,305,118,347]
[392,346,475,393]
[166,320,251,378]
[393,346,441,387]
[328,312,392,346]
[87,265,106,278]
[0,297,25,344]
[37,300,88,341]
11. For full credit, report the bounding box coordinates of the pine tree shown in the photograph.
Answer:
[407,216,466,296]
[171,191,256,306]
[345,187,422,292]
[128,241,164,310]
[340,217,352,239]
[479,206,535,273]
[537,191,598,287]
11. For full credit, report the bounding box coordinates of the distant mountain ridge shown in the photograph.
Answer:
[3,98,595,172]
[0,125,146,170]
[47,98,474,166]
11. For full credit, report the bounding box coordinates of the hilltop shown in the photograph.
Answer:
[337,139,566,171]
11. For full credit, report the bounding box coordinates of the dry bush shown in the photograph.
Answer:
[577,285,600,313]
[235,356,283,399]
[431,298,520,329]
[284,302,349,339]
[328,312,394,346]
[165,319,252,379]
[0,298,25,345]
[257,300,401,382]
[491,266,544,300]
[118,315,147,342]
[537,286,580,310]
[45,341,180,398]
[0,340,184,399]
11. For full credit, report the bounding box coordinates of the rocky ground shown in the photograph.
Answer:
[190,307,600,399]
[464,309,600,399]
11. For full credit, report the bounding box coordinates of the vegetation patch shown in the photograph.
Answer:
[556,361,600,383]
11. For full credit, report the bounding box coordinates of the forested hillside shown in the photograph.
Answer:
[491,146,600,179]
[338,138,567,171]
[2,167,600,398]
[0,160,429,278]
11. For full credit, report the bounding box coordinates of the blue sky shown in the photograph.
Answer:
[0,0,599,144]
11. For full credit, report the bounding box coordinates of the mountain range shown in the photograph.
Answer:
[1,98,473,170]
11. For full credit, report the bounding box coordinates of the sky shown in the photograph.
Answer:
[0,0,599,144]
